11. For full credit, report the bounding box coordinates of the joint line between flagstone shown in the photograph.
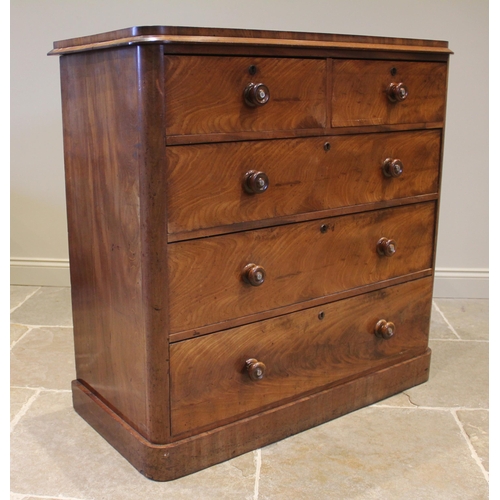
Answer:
[10,326,34,351]
[11,323,74,329]
[451,409,489,483]
[11,385,72,393]
[10,388,41,433]
[11,492,88,500]
[10,287,41,314]
[253,448,262,500]
[432,301,461,339]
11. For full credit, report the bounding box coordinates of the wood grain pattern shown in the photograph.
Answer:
[164,122,444,146]
[168,270,433,342]
[50,25,450,54]
[165,56,327,136]
[60,45,170,443]
[161,44,451,64]
[52,25,450,481]
[166,130,441,235]
[331,60,447,127]
[170,277,432,436]
[72,349,431,480]
[168,202,436,333]
[49,36,453,57]
[167,194,438,244]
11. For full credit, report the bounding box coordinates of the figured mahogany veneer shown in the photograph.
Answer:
[168,202,435,333]
[166,129,441,236]
[165,56,327,135]
[170,277,433,436]
[331,60,447,127]
[50,26,451,481]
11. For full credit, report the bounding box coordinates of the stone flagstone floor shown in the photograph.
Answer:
[10,286,489,499]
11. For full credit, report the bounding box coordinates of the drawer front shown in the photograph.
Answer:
[167,130,441,235]
[165,56,327,136]
[331,60,447,127]
[170,277,433,436]
[168,202,435,333]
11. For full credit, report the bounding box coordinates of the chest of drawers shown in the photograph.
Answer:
[49,26,451,481]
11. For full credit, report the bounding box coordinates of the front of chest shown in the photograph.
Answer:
[52,27,451,480]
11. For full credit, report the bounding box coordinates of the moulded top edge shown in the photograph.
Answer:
[48,25,452,56]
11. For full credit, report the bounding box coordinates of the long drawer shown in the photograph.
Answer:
[170,276,433,436]
[331,60,447,127]
[166,130,441,236]
[168,202,435,333]
[165,55,327,136]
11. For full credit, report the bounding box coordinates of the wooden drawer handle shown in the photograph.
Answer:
[375,319,396,339]
[243,263,266,286]
[382,158,404,178]
[244,170,269,194]
[246,358,266,381]
[244,82,270,107]
[377,237,397,257]
[387,82,408,102]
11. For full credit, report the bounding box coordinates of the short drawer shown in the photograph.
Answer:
[168,202,435,333]
[331,60,447,127]
[170,276,433,436]
[166,130,441,235]
[165,56,327,136]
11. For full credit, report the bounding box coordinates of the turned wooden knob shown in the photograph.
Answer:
[387,82,408,102]
[382,158,404,178]
[244,82,270,107]
[246,358,266,381]
[244,170,269,194]
[243,263,266,286]
[375,319,396,339]
[377,237,397,257]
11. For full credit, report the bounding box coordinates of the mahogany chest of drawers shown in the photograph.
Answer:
[49,26,451,480]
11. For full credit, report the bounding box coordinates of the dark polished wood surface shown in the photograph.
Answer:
[166,130,441,236]
[73,350,431,480]
[50,25,451,55]
[165,56,327,136]
[171,277,433,436]
[52,26,450,480]
[331,60,447,127]
[168,202,435,333]
[60,45,170,443]
[164,122,445,146]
